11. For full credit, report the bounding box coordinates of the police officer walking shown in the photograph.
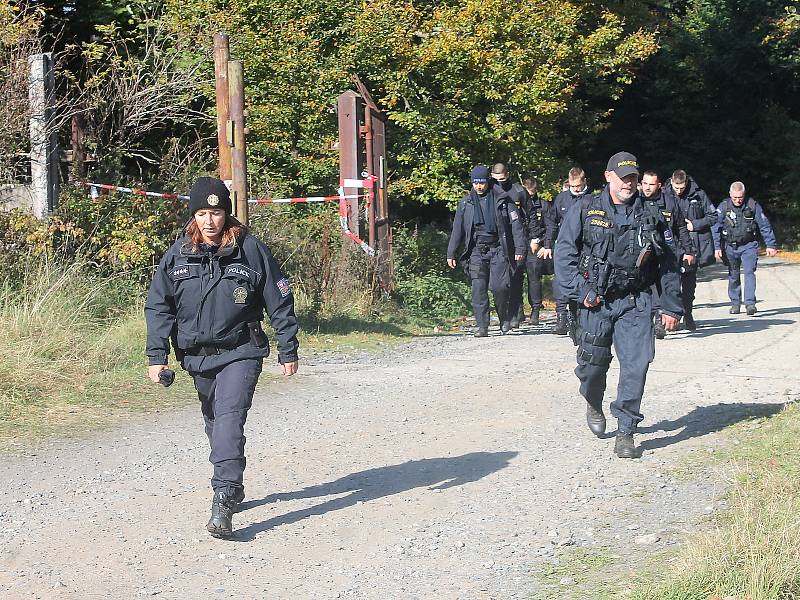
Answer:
[518,176,548,325]
[555,152,682,458]
[640,170,694,339]
[447,165,526,336]
[490,164,546,328]
[490,163,530,329]
[145,177,300,538]
[662,170,716,330]
[547,167,593,335]
[713,181,778,315]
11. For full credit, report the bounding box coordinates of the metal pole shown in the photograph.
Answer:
[213,33,232,182]
[227,60,248,224]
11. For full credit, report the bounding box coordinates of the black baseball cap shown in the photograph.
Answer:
[606,152,639,178]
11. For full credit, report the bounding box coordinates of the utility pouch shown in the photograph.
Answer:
[247,321,270,354]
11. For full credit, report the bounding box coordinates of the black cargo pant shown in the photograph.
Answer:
[468,246,512,329]
[507,252,526,321]
[192,358,263,495]
[680,266,698,316]
[575,291,655,434]
[526,253,552,309]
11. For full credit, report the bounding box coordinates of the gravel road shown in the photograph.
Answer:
[2,258,799,599]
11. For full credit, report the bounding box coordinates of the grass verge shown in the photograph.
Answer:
[628,402,800,600]
[0,258,428,451]
[531,547,620,600]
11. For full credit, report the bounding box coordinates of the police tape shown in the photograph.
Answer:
[78,180,380,256]
[249,194,365,204]
[82,181,190,201]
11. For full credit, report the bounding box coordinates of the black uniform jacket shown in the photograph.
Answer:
[545,189,593,248]
[662,177,716,266]
[643,190,692,257]
[553,187,683,319]
[447,187,527,265]
[510,184,546,244]
[145,230,300,371]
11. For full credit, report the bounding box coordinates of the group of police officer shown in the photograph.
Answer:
[447,151,778,459]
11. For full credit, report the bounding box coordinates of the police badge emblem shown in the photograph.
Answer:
[207,194,220,206]
[233,286,248,304]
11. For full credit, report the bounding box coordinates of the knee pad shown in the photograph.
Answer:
[577,331,613,367]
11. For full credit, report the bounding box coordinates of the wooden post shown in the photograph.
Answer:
[337,90,363,236]
[28,53,59,217]
[213,34,232,183]
[227,60,248,224]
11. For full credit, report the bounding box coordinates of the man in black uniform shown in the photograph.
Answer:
[640,170,694,338]
[490,163,544,328]
[519,177,548,325]
[662,169,715,330]
[447,165,526,336]
[555,152,682,458]
[145,177,299,537]
[546,167,593,335]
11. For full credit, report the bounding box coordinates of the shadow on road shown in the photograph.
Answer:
[234,451,518,541]
[675,316,794,338]
[638,402,786,452]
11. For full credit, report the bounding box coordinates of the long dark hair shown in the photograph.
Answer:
[185,215,246,251]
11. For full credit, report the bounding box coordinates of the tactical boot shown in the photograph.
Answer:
[474,327,489,338]
[614,433,637,459]
[510,306,523,329]
[529,308,540,326]
[654,320,666,339]
[500,321,512,335]
[746,304,757,316]
[586,403,606,437]
[553,313,568,335]
[683,314,696,331]
[729,304,741,314]
[207,490,240,538]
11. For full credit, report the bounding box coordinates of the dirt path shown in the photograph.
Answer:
[2,259,799,599]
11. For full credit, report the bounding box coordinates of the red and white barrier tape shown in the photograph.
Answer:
[249,194,365,204]
[79,178,381,257]
[81,181,189,201]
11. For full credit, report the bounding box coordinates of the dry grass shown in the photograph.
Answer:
[630,403,800,600]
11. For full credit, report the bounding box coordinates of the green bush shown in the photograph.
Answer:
[395,270,470,321]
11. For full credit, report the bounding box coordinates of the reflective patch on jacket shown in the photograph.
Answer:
[225,263,260,284]
[170,264,198,281]
[276,277,292,298]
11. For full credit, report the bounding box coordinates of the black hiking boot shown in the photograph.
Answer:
[586,403,606,438]
[614,433,637,459]
[553,313,568,335]
[207,489,241,538]
[529,308,540,326]
[474,327,489,338]
[746,304,757,316]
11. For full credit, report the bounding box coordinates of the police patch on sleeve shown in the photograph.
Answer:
[276,277,292,298]
[233,286,248,304]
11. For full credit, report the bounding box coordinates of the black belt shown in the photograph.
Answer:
[183,331,250,356]
[477,242,500,253]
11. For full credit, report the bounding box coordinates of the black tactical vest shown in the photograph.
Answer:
[579,196,665,296]
[721,199,758,245]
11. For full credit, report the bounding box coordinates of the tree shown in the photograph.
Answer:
[597,0,800,231]
[164,0,659,207]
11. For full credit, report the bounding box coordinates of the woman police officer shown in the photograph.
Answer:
[145,176,299,538]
